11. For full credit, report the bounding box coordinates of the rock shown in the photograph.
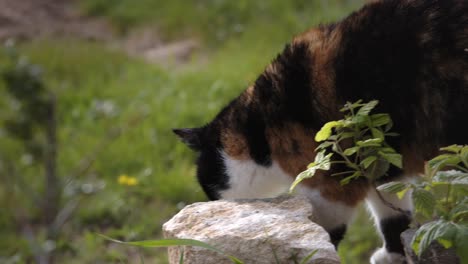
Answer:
[163,195,340,264]
[401,228,460,264]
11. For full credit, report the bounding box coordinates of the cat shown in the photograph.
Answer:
[173,0,468,263]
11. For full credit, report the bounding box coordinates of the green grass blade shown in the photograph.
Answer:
[98,234,244,264]
[300,249,318,264]
[179,247,184,264]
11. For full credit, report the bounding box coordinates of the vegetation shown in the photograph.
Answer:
[0,1,379,263]
[290,100,402,191]
[292,100,468,262]
[379,145,468,262]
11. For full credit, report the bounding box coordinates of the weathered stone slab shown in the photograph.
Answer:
[163,195,340,264]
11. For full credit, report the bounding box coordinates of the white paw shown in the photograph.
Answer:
[370,247,406,264]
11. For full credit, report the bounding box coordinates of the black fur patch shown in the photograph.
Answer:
[186,124,231,200]
[196,145,230,200]
[254,43,325,129]
[329,224,347,248]
[380,214,411,254]
[243,108,272,166]
[334,0,468,156]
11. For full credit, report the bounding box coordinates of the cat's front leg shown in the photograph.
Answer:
[366,185,413,264]
[297,187,358,247]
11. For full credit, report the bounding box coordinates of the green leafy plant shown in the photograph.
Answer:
[290,100,401,191]
[289,99,467,262]
[378,145,468,262]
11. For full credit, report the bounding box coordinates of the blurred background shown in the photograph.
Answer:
[0,0,380,263]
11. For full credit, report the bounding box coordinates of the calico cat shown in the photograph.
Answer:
[173,0,468,263]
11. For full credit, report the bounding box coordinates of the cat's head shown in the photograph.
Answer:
[173,124,232,200]
[173,117,300,201]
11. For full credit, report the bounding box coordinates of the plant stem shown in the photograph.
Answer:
[372,182,412,218]
[331,171,355,177]
[445,183,452,216]
[334,143,354,166]
[453,164,468,173]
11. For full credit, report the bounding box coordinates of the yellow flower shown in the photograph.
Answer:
[118,174,138,186]
[315,121,341,142]
[126,177,138,186]
[118,174,129,185]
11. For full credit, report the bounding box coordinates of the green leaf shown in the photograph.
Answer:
[429,154,461,171]
[433,171,468,185]
[290,151,333,192]
[343,146,359,156]
[396,188,409,199]
[440,145,463,153]
[339,171,362,185]
[384,132,399,137]
[98,234,244,264]
[384,119,393,132]
[379,147,397,154]
[379,152,402,168]
[290,170,315,193]
[461,146,468,167]
[356,138,383,147]
[412,188,435,218]
[315,152,334,171]
[316,141,333,151]
[377,181,409,194]
[371,128,384,140]
[315,121,341,142]
[351,114,368,125]
[411,220,458,257]
[340,99,363,112]
[360,156,377,169]
[370,114,391,127]
[338,132,355,140]
[454,225,468,263]
[449,197,468,222]
[437,238,453,249]
[356,100,379,116]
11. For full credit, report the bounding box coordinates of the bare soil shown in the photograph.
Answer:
[0,0,113,41]
[0,0,198,65]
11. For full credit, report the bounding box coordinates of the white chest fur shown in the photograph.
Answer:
[219,151,293,199]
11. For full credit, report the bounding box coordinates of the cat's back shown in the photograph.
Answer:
[328,0,468,153]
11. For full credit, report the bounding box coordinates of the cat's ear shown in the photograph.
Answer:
[172,128,203,151]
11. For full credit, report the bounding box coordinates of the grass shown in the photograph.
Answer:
[0,0,382,263]
[79,0,364,42]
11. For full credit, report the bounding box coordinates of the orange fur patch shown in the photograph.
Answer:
[221,131,249,160]
[267,123,317,176]
[267,123,368,206]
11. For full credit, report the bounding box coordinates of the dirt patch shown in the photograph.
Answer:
[0,0,113,41]
[122,27,199,66]
[0,0,199,65]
